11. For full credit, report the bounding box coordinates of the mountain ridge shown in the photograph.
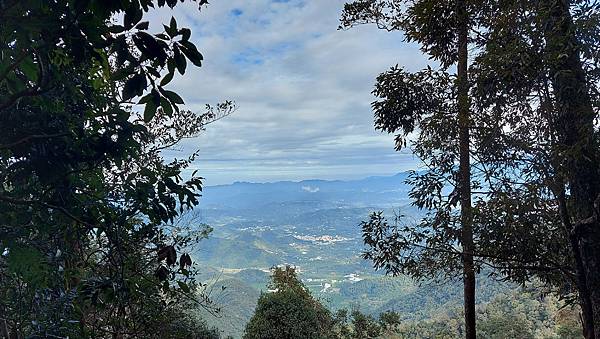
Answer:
[205,171,413,189]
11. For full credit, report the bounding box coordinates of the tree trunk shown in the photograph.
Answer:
[544,0,600,337]
[456,0,476,338]
[557,188,596,339]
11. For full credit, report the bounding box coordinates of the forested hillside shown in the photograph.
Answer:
[2,0,600,338]
[191,175,582,338]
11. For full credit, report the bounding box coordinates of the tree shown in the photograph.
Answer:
[0,0,233,337]
[468,0,600,336]
[243,266,336,339]
[542,1,600,335]
[344,1,600,337]
[455,1,476,336]
[341,1,480,336]
[332,309,401,339]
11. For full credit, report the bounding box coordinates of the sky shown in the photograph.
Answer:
[148,0,430,185]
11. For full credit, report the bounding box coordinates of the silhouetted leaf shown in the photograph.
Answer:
[179,41,203,67]
[136,21,149,30]
[123,73,147,100]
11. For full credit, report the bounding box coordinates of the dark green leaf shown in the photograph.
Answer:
[177,281,190,293]
[174,47,186,74]
[20,56,38,82]
[143,101,157,122]
[124,5,143,29]
[181,28,191,41]
[179,41,203,67]
[108,25,126,34]
[160,71,174,86]
[160,97,173,117]
[170,16,177,31]
[123,73,147,100]
[164,90,184,104]
[136,21,149,30]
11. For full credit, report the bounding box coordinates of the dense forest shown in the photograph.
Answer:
[1,0,600,338]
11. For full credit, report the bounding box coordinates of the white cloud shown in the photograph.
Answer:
[301,186,320,193]
[147,0,429,185]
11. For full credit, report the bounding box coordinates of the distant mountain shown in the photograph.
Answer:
[200,172,413,210]
[193,172,419,276]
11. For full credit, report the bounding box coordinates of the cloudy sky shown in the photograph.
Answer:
[149,0,430,185]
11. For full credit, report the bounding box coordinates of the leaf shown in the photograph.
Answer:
[164,90,184,104]
[164,17,178,37]
[138,93,152,104]
[146,66,160,78]
[174,47,186,75]
[20,56,38,82]
[155,266,169,281]
[167,58,176,74]
[177,280,190,293]
[181,28,191,41]
[134,32,168,63]
[136,21,149,30]
[108,25,126,34]
[113,35,132,64]
[170,16,178,31]
[150,88,161,105]
[124,5,143,29]
[179,253,192,270]
[122,73,147,100]
[111,67,133,81]
[160,71,174,86]
[157,245,177,266]
[143,100,157,122]
[179,41,203,67]
[166,247,177,266]
[160,97,173,117]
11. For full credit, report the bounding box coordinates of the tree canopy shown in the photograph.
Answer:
[343,0,600,337]
[0,0,233,337]
[243,266,336,339]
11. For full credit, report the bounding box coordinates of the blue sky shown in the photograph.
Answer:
[148,0,430,185]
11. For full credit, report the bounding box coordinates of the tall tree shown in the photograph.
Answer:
[455,1,475,337]
[542,0,600,335]
[469,0,600,336]
[341,1,478,336]
[344,0,600,337]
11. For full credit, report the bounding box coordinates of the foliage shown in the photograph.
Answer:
[0,0,234,337]
[332,309,402,339]
[341,3,600,334]
[340,12,481,337]
[243,266,336,339]
[470,1,600,335]
[384,289,581,339]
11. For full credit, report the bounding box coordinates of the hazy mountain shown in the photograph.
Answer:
[200,172,413,210]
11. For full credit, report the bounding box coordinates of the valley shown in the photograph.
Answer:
[191,172,514,338]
